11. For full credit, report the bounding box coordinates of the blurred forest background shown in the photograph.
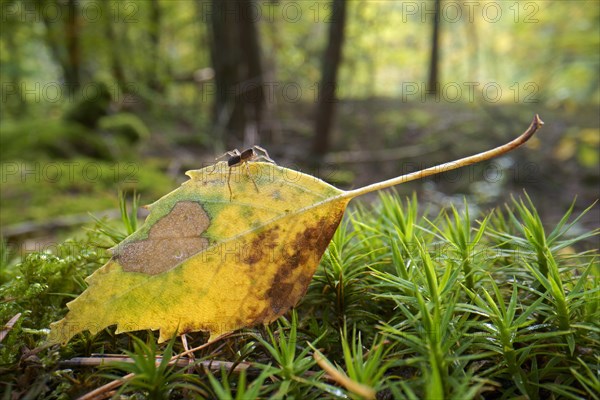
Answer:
[0,0,598,248]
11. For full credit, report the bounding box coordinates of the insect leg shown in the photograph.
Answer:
[227,166,233,201]
[245,162,260,193]
[253,145,276,164]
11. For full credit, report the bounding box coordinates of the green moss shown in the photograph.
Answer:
[0,158,175,226]
[1,193,597,399]
[63,81,112,129]
[0,120,114,161]
[98,113,150,144]
[0,236,107,364]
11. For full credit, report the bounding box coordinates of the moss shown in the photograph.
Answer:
[0,158,175,226]
[1,192,597,399]
[98,112,150,144]
[63,81,112,129]
[0,120,114,161]
[0,235,108,364]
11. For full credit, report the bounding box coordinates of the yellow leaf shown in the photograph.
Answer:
[50,163,349,344]
[48,115,544,345]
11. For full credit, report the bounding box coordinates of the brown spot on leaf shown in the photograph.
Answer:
[243,228,280,266]
[115,201,210,275]
[282,215,339,273]
[264,210,344,318]
[268,280,296,315]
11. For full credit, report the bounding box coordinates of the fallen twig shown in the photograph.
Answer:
[77,332,233,400]
[0,313,21,343]
[60,356,250,371]
[313,348,376,400]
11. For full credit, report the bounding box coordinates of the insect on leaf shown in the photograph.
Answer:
[49,115,543,345]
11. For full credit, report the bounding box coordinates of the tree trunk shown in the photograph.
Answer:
[64,0,81,95]
[206,0,264,142]
[3,18,27,115]
[38,0,81,96]
[238,0,264,139]
[148,0,163,92]
[102,0,127,94]
[427,0,442,95]
[312,0,347,156]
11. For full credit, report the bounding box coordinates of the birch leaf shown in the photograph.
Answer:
[49,115,543,345]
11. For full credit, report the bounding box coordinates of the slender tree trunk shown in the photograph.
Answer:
[427,0,442,95]
[206,0,264,142]
[261,2,281,143]
[312,0,347,156]
[39,0,81,96]
[38,1,65,83]
[148,0,163,92]
[3,19,27,115]
[208,0,239,134]
[238,0,264,138]
[102,0,127,93]
[64,0,81,95]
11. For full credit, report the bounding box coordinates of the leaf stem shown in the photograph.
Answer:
[343,114,543,200]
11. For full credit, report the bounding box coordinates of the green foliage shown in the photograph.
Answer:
[0,158,174,226]
[0,120,114,161]
[90,190,141,244]
[0,111,149,163]
[103,335,206,399]
[206,366,270,400]
[98,112,150,145]
[2,0,597,131]
[0,236,106,363]
[426,201,490,290]
[488,194,598,275]
[338,328,390,393]
[1,192,598,398]
[63,81,112,129]
[0,78,147,163]
[303,218,377,333]
[309,326,392,399]
[461,280,546,398]
[252,311,325,398]
[0,238,15,286]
